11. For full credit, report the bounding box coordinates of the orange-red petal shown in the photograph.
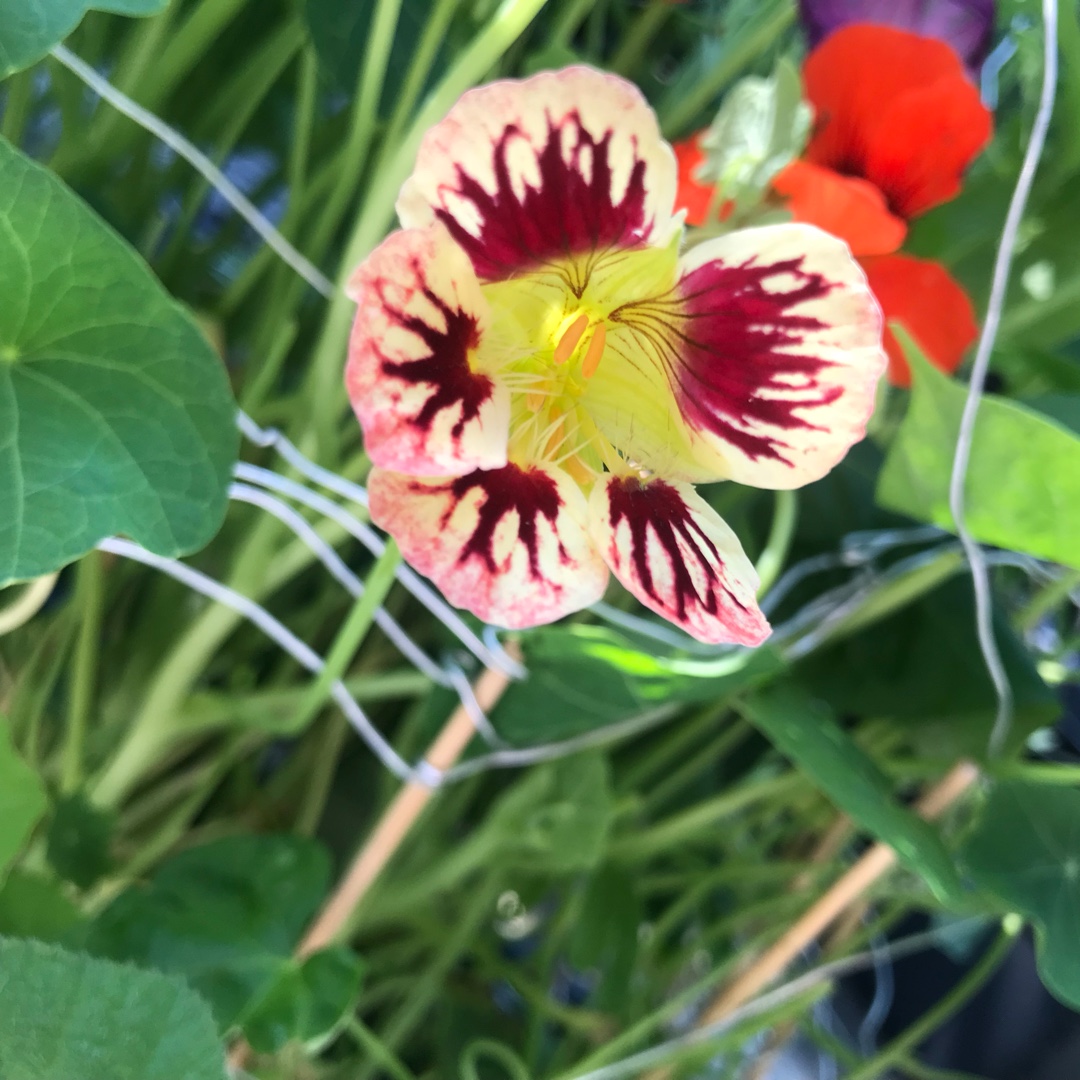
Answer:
[860,253,979,387]
[674,132,716,227]
[772,159,906,256]
[803,25,992,219]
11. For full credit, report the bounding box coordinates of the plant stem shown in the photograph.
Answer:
[610,773,803,860]
[660,0,796,137]
[0,69,34,145]
[552,0,597,45]
[288,539,402,734]
[1017,566,1080,633]
[0,574,58,637]
[844,924,1017,1080]
[304,0,551,455]
[610,0,672,74]
[347,1018,419,1080]
[63,552,104,793]
[298,656,517,954]
[756,489,798,596]
[896,1057,993,1080]
[646,763,980,1080]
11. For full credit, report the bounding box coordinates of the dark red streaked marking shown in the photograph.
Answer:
[616,255,841,467]
[436,111,651,283]
[607,476,751,622]
[427,464,568,578]
[376,262,492,439]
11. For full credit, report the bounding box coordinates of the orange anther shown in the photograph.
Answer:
[553,313,590,365]
[581,323,607,379]
[526,391,545,412]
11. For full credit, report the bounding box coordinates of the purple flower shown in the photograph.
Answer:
[798,0,996,71]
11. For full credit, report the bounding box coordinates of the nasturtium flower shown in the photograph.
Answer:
[798,0,995,74]
[346,67,885,643]
[764,25,990,385]
[797,25,992,223]
[860,254,978,387]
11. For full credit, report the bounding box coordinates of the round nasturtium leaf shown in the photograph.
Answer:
[0,138,237,586]
[0,0,168,78]
[961,781,1080,1011]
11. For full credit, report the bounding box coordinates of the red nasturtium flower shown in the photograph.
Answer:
[346,67,885,642]
[767,24,990,386]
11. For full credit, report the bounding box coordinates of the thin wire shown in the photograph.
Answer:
[565,919,992,1080]
[228,482,449,685]
[948,0,1059,758]
[233,461,524,679]
[236,412,370,509]
[442,704,679,783]
[49,45,336,299]
[97,537,425,786]
[443,660,509,748]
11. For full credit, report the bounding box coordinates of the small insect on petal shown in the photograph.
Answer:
[554,313,590,365]
[581,324,607,379]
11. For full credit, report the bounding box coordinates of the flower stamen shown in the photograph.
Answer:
[554,312,590,365]
[581,323,607,379]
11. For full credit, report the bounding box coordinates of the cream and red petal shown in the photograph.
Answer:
[369,462,609,630]
[589,474,770,646]
[588,224,885,488]
[396,65,678,282]
[345,224,509,477]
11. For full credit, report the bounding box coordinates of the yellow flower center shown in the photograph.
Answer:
[476,234,682,483]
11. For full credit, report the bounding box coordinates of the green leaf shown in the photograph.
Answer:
[961,782,1080,1010]
[0,0,168,79]
[740,681,964,903]
[567,865,641,1016]
[796,575,1055,759]
[487,753,614,873]
[46,792,115,890]
[0,714,47,881]
[878,340,1080,570]
[0,937,226,1080]
[85,834,332,1036]
[0,870,81,942]
[240,947,363,1054]
[0,138,237,586]
[492,624,783,746]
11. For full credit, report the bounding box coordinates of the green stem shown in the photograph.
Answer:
[306,0,405,275]
[288,540,402,733]
[610,0,672,75]
[660,0,796,137]
[551,0,597,46]
[0,69,35,144]
[641,717,751,812]
[755,489,798,596]
[347,1019,419,1080]
[356,874,502,1079]
[998,268,1080,345]
[896,1057,992,1080]
[610,773,803,860]
[1017,566,1080,633]
[304,0,552,455]
[295,716,350,836]
[800,548,966,653]
[155,19,302,276]
[63,551,105,793]
[844,925,1018,1080]
[383,0,461,150]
